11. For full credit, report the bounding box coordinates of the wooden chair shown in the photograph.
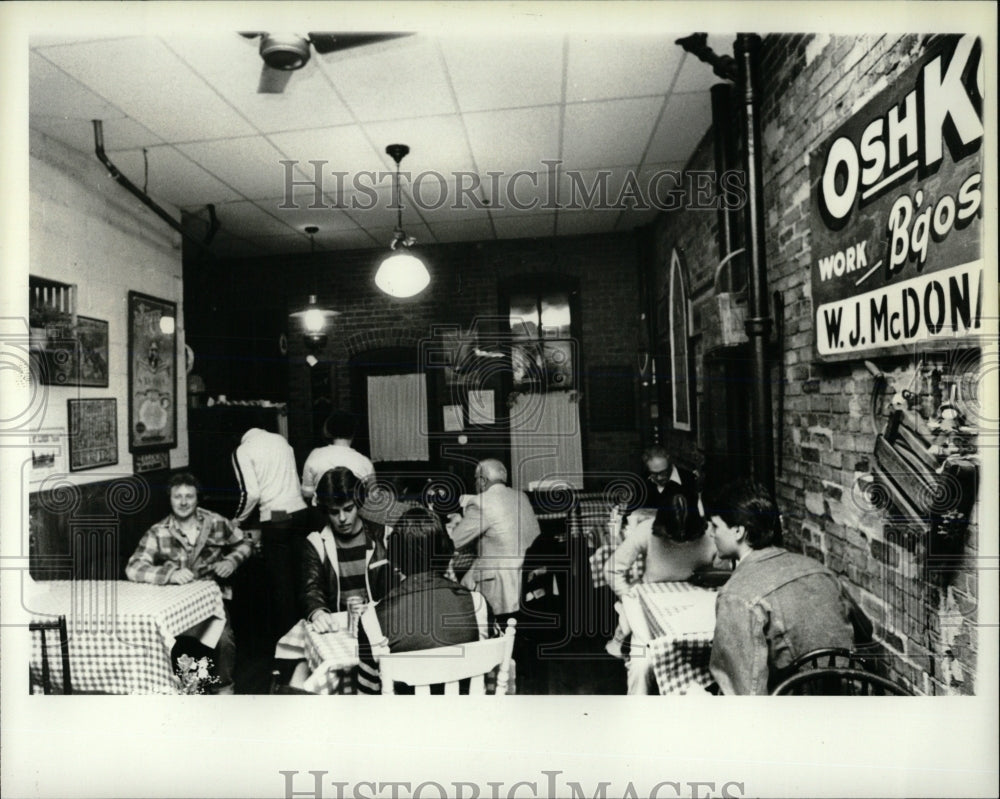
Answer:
[29,616,72,695]
[771,667,912,696]
[788,647,873,672]
[379,618,517,695]
[269,669,316,695]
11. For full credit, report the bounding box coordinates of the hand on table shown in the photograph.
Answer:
[212,560,236,578]
[169,568,195,585]
[310,610,340,633]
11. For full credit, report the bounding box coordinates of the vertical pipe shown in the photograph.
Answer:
[710,83,738,279]
[735,33,775,496]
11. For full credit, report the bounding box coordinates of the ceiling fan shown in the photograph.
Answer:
[239,32,410,94]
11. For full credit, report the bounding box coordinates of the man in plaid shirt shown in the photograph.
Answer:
[126,472,253,692]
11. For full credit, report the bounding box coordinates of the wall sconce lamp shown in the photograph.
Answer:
[289,226,340,347]
[374,144,430,298]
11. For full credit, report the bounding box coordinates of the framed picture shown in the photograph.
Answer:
[67,398,118,471]
[29,428,65,482]
[39,315,110,387]
[127,291,177,453]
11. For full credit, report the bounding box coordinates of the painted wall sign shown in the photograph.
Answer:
[810,34,984,360]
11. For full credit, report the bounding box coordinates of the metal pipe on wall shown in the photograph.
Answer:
[734,34,776,496]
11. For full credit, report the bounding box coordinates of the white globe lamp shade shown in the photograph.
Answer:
[375,252,430,298]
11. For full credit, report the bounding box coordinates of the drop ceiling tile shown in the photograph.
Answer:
[29,52,125,122]
[493,213,557,240]
[37,37,257,141]
[212,200,299,238]
[268,124,385,185]
[164,36,355,134]
[363,115,474,175]
[317,228,383,251]
[464,106,562,175]
[484,169,560,217]
[562,97,663,170]
[566,35,684,102]
[645,92,712,164]
[105,146,241,206]
[178,136,302,200]
[256,201,366,235]
[440,36,564,112]
[555,208,622,237]
[340,185,426,231]
[427,218,495,243]
[325,38,457,123]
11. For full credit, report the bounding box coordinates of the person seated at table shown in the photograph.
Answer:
[606,496,716,694]
[125,471,252,694]
[299,467,397,633]
[445,458,541,627]
[638,445,701,515]
[356,506,494,694]
[300,410,375,504]
[704,478,855,695]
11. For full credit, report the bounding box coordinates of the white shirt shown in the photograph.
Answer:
[301,444,375,502]
[232,428,307,523]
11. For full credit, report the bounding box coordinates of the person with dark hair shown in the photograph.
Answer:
[298,467,397,633]
[232,426,309,647]
[705,478,855,694]
[606,496,717,694]
[356,507,493,693]
[126,472,252,693]
[301,410,375,503]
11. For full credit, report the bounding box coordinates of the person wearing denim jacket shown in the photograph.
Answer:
[705,479,854,695]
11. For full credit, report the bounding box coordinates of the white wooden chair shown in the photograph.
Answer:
[379,618,517,695]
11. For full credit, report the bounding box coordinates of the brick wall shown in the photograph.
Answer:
[218,231,644,486]
[647,34,981,694]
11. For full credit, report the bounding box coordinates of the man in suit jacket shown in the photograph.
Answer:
[447,458,541,622]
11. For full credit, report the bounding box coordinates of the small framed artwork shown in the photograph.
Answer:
[67,398,118,471]
[29,428,65,482]
[35,315,110,387]
[128,291,177,453]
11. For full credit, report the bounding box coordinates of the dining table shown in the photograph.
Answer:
[26,579,227,694]
[275,612,358,694]
[619,581,718,695]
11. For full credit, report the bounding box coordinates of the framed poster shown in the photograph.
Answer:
[127,291,177,453]
[39,315,110,387]
[67,398,118,471]
[29,428,65,482]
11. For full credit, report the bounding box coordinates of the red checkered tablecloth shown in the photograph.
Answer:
[27,580,226,695]
[628,582,717,695]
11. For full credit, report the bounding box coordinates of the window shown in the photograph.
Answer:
[508,285,575,391]
[668,249,692,430]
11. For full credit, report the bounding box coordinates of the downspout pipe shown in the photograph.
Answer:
[734,34,776,496]
[93,120,217,249]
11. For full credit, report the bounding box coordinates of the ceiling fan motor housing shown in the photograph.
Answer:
[260,34,311,70]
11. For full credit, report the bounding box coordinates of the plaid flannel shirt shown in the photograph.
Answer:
[126,508,252,585]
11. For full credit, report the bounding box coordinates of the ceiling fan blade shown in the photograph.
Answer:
[258,64,294,94]
[307,33,411,55]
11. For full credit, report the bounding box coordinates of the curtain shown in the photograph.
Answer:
[508,390,583,491]
[367,374,429,462]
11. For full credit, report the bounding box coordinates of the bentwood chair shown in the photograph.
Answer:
[29,616,72,695]
[378,618,517,695]
[771,666,912,696]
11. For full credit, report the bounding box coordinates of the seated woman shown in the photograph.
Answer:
[299,467,397,628]
[605,492,717,694]
[356,506,494,694]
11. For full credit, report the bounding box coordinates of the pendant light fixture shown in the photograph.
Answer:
[289,225,340,348]
[375,143,430,298]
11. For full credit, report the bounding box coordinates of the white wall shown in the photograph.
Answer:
[28,129,188,484]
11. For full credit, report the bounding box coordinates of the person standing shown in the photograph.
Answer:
[446,458,540,624]
[232,427,309,645]
[300,411,375,503]
[705,478,855,694]
[126,472,252,693]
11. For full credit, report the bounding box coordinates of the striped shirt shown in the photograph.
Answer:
[334,531,369,611]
